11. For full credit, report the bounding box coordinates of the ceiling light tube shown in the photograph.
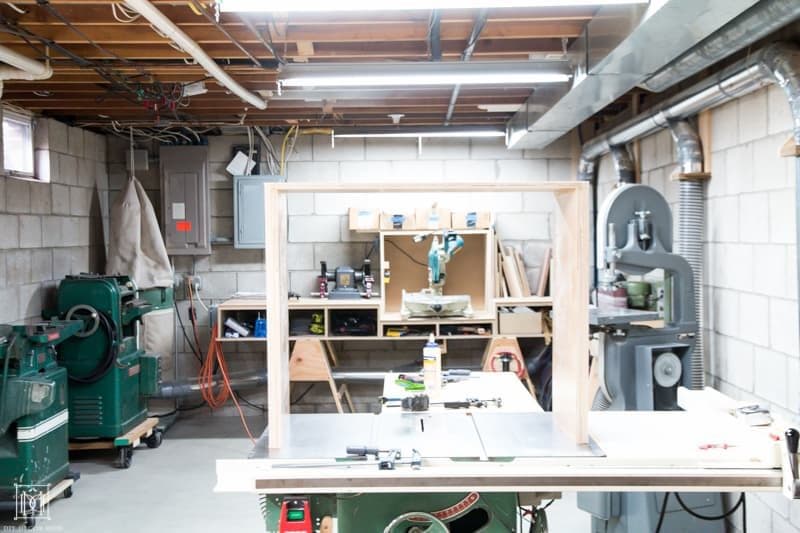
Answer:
[220,0,648,12]
[334,127,505,138]
[279,60,571,89]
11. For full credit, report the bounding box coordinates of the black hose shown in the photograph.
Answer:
[673,492,746,522]
[68,311,117,384]
[655,492,746,533]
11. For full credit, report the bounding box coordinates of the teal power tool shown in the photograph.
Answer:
[401,230,473,318]
[0,321,83,520]
[51,275,164,442]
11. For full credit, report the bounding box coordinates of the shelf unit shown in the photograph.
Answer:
[216,229,551,343]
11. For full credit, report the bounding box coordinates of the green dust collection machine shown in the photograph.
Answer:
[53,275,165,441]
[0,321,82,500]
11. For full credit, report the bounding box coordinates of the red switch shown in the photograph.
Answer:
[278,498,312,532]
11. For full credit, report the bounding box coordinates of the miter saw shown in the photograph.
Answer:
[401,230,473,318]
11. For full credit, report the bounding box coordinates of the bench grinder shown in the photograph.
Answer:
[52,275,163,440]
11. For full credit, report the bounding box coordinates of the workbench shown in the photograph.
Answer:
[216,388,784,496]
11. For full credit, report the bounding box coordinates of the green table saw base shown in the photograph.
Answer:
[261,492,519,532]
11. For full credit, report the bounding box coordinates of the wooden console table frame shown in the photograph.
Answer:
[265,182,589,448]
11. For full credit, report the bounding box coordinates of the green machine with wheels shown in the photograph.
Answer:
[0,321,82,499]
[260,492,520,532]
[51,275,166,440]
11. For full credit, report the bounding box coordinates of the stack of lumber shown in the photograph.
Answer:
[496,238,551,298]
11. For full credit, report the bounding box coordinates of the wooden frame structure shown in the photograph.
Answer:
[265,182,589,448]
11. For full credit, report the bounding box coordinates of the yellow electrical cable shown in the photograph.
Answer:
[187,1,202,15]
[279,127,336,175]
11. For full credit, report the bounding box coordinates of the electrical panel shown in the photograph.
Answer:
[233,175,282,248]
[160,145,211,255]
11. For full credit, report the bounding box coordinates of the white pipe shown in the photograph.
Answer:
[0,44,52,80]
[123,0,267,110]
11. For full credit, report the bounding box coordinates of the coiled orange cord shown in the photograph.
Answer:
[190,283,255,443]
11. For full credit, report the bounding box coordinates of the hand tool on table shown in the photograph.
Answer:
[380,394,502,411]
[346,446,422,470]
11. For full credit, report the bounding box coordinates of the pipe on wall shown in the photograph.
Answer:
[610,145,636,184]
[0,44,52,97]
[578,157,599,292]
[669,119,706,390]
[123,0,268,110]
[759,42,800,330]
[581,42,800,390]
[155,369,387,398]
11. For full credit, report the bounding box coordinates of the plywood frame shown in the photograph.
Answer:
[265,182,589,448]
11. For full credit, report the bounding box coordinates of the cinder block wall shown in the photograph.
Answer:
[597,84,800,532]
[107,133,575,416]
[0,118,109,324]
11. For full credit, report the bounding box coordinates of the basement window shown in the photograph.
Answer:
[2,109,35,178]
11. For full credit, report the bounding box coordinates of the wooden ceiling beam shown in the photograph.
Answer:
[1,20,583,43]
[0,38,565,60]
[6,4,594,25]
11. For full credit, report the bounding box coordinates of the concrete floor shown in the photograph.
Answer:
[0,414,589,532]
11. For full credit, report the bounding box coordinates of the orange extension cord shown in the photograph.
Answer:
[190,284,255,443]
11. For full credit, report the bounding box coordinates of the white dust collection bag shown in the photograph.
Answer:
[106,176,172,288]
[107,176,176,405]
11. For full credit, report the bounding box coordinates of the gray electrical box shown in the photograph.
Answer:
[233,175,282,248]
[160,145,211,255]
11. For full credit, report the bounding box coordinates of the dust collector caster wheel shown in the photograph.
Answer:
[25,516,35,529]
[63,485,73,499]
[144,429,163,449]
[116,446,133,469]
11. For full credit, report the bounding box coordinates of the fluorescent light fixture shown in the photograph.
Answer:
[279,60,571,89]
[220,0,647,12]
[478,104,523,112]
[334,127,505,138]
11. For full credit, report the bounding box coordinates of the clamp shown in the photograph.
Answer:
[346,446,422,470]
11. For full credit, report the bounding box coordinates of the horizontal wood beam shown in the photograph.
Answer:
[0,20,583,44]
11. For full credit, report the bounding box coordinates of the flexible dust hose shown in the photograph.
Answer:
[591,389,612,411]
[670,120,706,390]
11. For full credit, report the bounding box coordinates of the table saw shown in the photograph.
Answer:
[216,375,794,532]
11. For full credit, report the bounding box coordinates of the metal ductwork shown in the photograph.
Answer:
[580,55,771,165]
[155,369,387,398]
[759,43,800,327]
[444,9,488,126]
[507,0,786,150]
[610,145,636,184]
[641,0,800,93]
[580,42,800,388]
[669,120,706,390]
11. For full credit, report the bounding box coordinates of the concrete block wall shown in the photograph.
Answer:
[0,118,109,324]
[596,84,799,532]
[106,132,575,417]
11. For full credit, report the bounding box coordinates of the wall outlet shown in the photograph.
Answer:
[185,274,202,292]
